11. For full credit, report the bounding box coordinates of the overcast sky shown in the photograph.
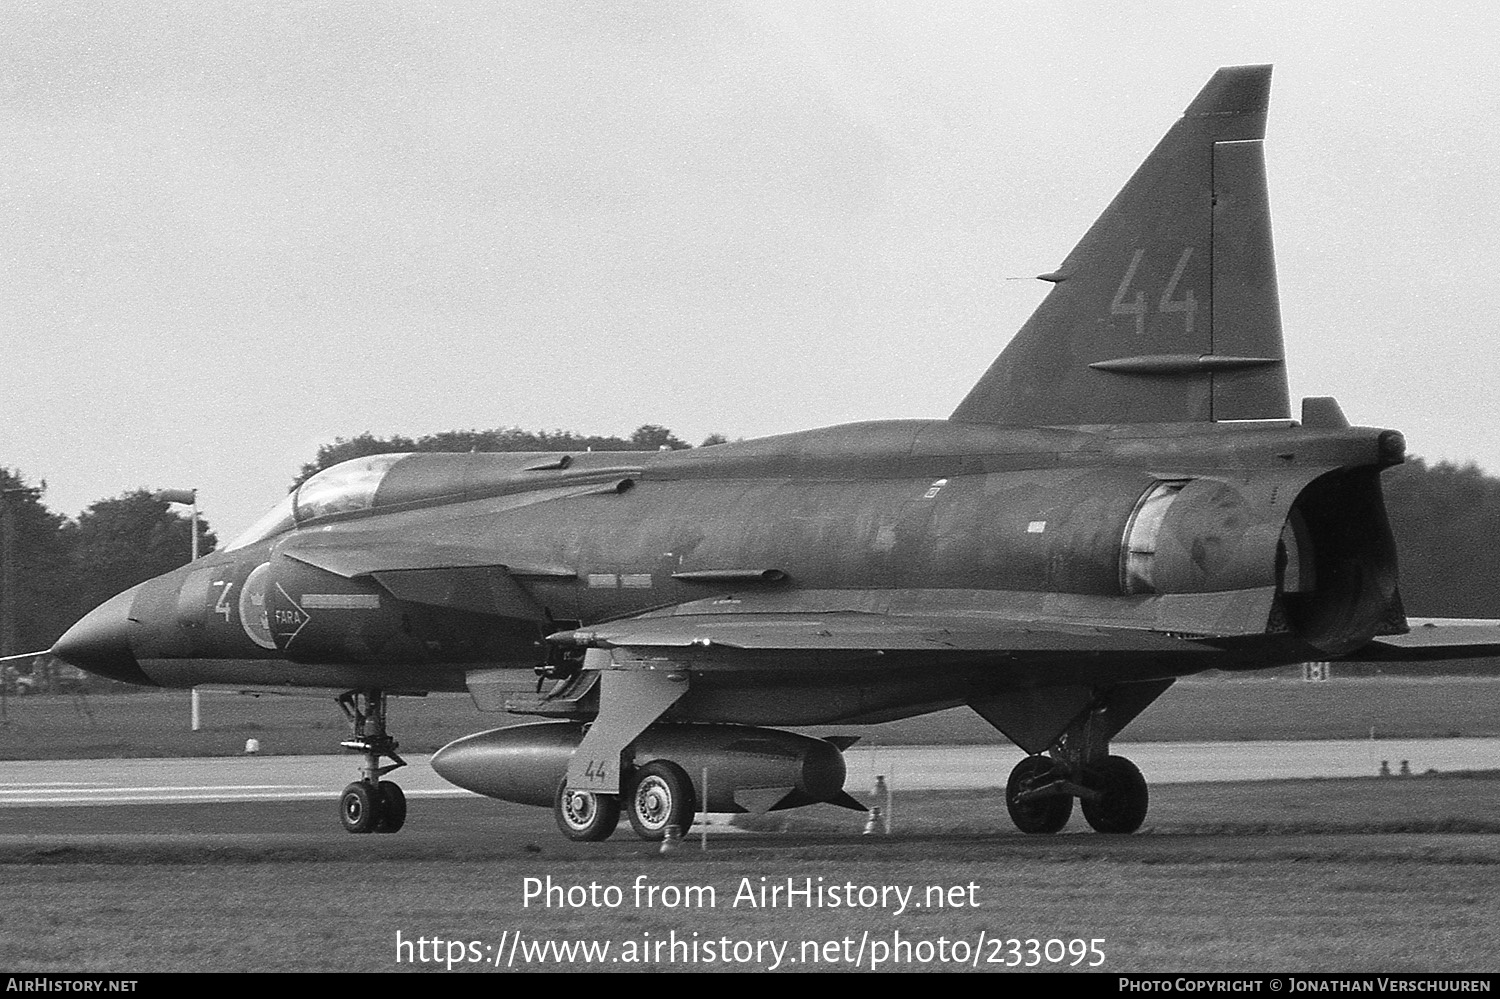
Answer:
[4,2,1499,540]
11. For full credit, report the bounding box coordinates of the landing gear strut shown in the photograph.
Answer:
[337,689,407,834]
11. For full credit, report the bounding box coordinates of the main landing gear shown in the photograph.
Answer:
[552,668,696,842]
[1006,752,1148,834]
[1004,706,1149,835]
[337,689,408,834]
[553,761,699,843]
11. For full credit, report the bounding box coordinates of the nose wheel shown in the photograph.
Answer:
[340,780,407,834]
[336,690,408,834]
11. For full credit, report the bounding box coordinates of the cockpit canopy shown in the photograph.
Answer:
[223,449,630,553]
[225,454,410,551]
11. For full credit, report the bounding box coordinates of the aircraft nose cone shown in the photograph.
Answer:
[51,585,156,686]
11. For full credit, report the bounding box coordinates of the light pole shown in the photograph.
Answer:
[153,488,199,562]
[154,488,201,730]
[1,480,55,716]
[0,484,20,725]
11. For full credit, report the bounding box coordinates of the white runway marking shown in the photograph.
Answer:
[0,784,305,794]
[0,737,1495,806]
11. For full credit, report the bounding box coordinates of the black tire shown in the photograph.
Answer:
[339,781,382,834]
[1080,755,1148,834]
[375,781,407,834]
[1005,755,1073,834]
[625,761,697,841]
[554,782,621,842]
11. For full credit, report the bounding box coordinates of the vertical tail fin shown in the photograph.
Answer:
[951,65,1288,426]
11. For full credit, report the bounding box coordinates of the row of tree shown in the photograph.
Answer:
[2,432,1498,655]
[295,424,720,486]
[1382,457,1500,618]
[0,471,216,655]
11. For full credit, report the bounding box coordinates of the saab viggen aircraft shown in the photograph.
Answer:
[51,65,1498,841]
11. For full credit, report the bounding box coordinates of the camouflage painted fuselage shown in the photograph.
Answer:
[105,412,1402,732]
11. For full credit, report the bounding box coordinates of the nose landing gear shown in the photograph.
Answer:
[337,689,408,834]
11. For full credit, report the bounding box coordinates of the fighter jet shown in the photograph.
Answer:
[51,65,1497,841]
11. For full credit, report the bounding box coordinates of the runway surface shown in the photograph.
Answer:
[1,737,1496,807]
[2,736,1497,945]
[5,743,1495,973]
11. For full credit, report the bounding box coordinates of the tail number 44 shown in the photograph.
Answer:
[1109,247,1197,336]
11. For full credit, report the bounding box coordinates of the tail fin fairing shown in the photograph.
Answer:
[951,65,1288,427]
